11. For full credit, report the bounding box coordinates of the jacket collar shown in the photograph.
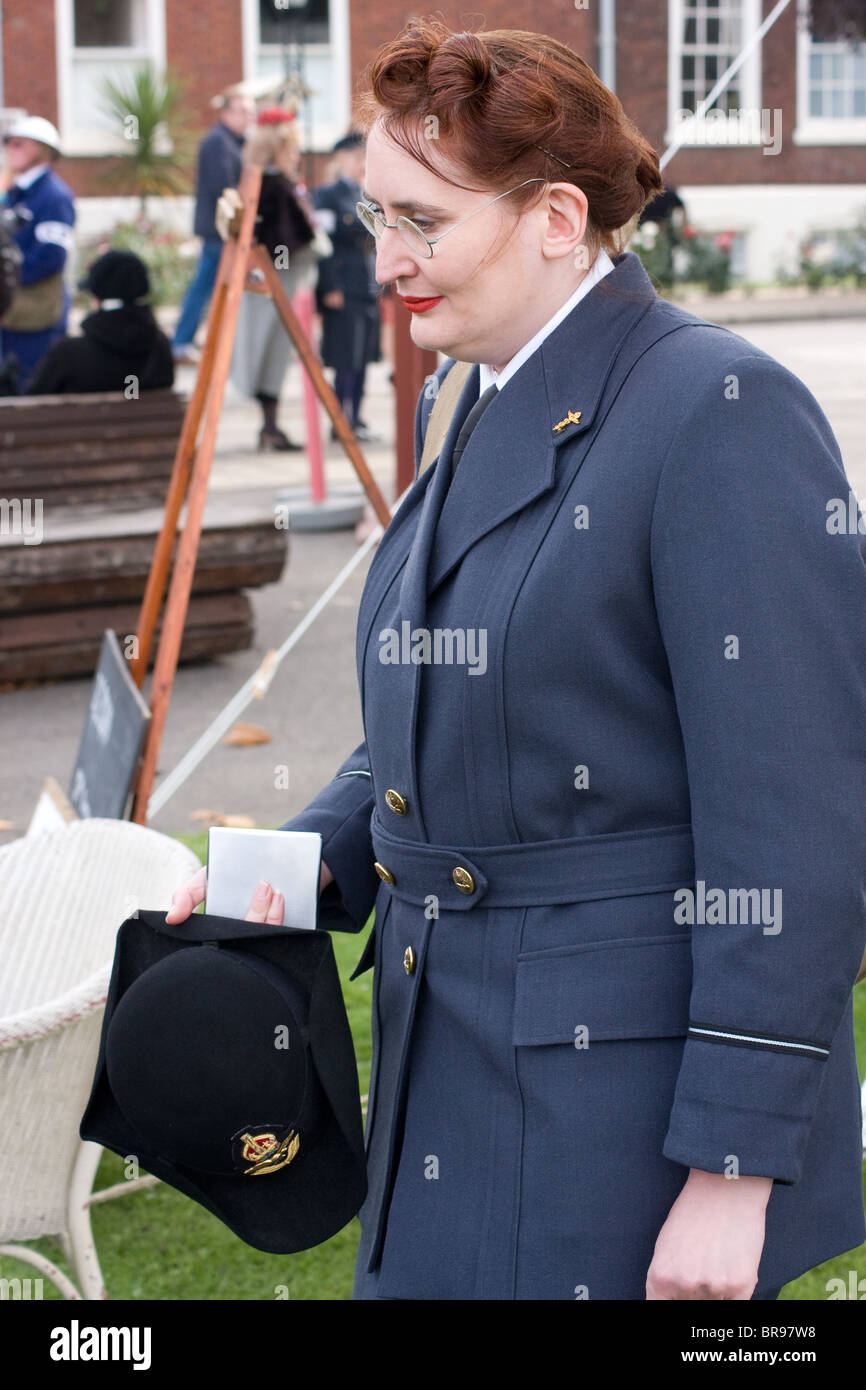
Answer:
[423,249,658,594]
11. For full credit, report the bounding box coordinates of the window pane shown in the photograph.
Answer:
[705,54,719,81]
[684,17,697,44]
[831,87,845,117]
[260,0,330,46]
[810,52,823,81]
[682,55,695,80]
[810,88,823,116]
[707,18,720,45]
[854,88,866,116]
[74,0,134,46]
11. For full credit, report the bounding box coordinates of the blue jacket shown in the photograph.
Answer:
[280,250,866,1299]
[193,121,244,240]
[3,166,75,288]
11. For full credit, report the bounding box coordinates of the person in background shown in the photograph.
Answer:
[313,131,381,442]
[0,115,75,393]
[228,107,323,452]
[28,249,173,395]
[172,88,255,366]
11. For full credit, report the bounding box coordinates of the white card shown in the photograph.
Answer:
[205,828,322,930]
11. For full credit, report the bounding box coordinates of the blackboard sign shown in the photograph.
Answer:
[68,629,150,820]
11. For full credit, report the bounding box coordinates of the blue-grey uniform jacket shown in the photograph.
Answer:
[280,250,866,1300]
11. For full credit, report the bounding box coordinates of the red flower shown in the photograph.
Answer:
[682,225,697,239]
[715,231,734,251]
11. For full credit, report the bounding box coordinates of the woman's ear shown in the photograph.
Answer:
[540,181,588,263]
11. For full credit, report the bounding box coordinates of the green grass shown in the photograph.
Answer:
[2,829,864,1300]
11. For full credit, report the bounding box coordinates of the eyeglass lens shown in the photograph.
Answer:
[358,204,432,257]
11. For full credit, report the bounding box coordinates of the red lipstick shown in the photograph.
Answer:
[398,295,444,313]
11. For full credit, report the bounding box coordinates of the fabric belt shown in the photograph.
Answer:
[369,811,695,912]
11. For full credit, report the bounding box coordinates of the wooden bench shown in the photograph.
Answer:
[0,391,289,683]
[0,389,186,511]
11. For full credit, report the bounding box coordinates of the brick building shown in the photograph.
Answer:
[1,1,864,280]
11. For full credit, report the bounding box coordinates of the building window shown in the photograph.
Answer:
[259,0,329,47]
[73,0,139,48]
[795,0,866,140]
[668,0,764,148]
[243,0,350,151]
[56,0,166,157]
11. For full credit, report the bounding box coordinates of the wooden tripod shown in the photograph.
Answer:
[128,165,390,825]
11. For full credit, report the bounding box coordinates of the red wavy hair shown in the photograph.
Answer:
[355,18,663,259]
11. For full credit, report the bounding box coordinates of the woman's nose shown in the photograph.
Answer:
[374,228,420,288]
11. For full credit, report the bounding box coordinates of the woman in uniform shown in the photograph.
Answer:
[169,21,866,1300]
[313,132,382,441]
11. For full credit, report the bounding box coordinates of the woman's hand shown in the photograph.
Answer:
[322,289,345,309]
[645,1168,772,1300]
[164,859,335,926]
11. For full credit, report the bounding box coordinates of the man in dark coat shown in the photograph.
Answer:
[171,89,255,365]
[313,132,381,440]
[28,250,173,395]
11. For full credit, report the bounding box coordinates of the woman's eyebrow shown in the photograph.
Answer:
[362,190,450,216]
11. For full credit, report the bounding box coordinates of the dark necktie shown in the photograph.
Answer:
[449,382,499,479]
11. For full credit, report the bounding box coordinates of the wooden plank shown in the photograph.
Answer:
[0,388,184,416]
[0,590,253,682]
[7,432,183,465]
[0,542,287,613]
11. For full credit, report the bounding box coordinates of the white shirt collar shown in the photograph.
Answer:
[478,248,615,397]
[13,162,51,190]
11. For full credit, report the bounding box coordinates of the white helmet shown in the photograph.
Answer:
[4,115,61,155]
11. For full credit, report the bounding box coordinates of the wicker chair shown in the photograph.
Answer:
[0,818,201,1299]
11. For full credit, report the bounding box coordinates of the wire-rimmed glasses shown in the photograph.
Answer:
[355,178,549,258]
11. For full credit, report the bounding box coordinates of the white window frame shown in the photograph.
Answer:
[241,0,350,151]
[793,0,866,144]
[667,0,764,149]
[55,0,167,157]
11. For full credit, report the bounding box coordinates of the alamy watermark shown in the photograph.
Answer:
[674,880,782,935]
[378,622,487,675]
[674,107,782,156]
[0,496,43,545]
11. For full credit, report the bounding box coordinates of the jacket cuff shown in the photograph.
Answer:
[278,772,378,933]
[662,1031,831,1184]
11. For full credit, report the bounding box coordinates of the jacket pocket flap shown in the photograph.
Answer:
[513,932,692,1045]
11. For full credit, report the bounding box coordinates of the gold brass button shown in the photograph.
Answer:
[385,789,407,815]
[452,865,475,894]
[403,946,416,975]
[373,861,395,885]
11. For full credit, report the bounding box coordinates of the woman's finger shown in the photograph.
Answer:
[264,891,284,926]
[245,879,276,923]
[165,865,207,923]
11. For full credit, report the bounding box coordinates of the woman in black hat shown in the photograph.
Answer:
[27,249,173,395]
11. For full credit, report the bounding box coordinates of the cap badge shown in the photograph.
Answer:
[240,1130,300,1176]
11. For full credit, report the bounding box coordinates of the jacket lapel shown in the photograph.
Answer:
[425,252,658,594]
[397,362,481,622]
